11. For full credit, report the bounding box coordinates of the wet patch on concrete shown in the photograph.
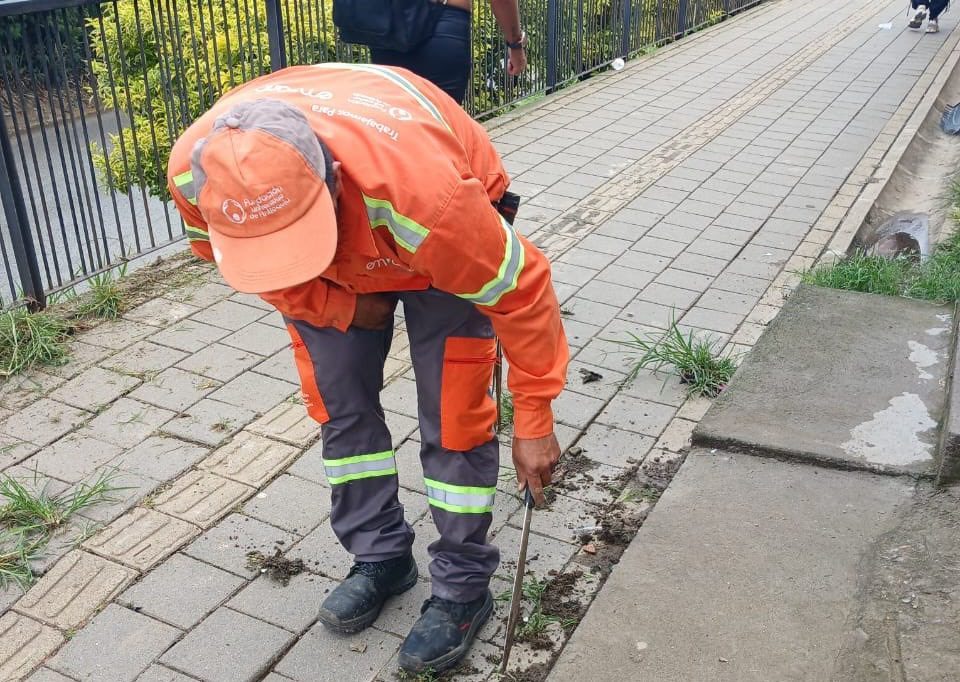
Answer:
[907,341,939,381]
[841,392,937,467]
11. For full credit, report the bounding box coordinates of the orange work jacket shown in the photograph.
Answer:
[167,64,568,440]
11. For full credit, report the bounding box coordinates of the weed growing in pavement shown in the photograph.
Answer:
[0,470,120,590]
[211,419,234,432]
[504,576,577,640]
[76,264,127,320]
[803,231,960,303]
[0,470,119,533]
[0,529,41,590]
[614,319,737,398]
[0,307,71,377]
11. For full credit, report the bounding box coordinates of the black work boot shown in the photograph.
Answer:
[397,591,493,674]
[318,554,418,634]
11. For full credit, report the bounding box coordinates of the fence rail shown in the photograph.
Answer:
[0,0,763,308]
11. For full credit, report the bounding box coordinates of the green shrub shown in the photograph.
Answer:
[86,0,735,196]
[87,0,336,200]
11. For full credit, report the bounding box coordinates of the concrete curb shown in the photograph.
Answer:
[936,301,960,484]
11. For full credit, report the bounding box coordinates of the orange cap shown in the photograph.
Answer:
[190,99,337,293]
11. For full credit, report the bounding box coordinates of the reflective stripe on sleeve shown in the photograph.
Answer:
[457,216,525,307]
[324,450,397,485]
[363,194,430,253]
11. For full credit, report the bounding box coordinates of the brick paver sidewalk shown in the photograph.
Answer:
[2,0,957,680]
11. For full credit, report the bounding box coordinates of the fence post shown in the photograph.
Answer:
[0,112,44,309]
[677,0,689,37]
[265,0,287,71]
[621,0,632,57]
[546,0,559,93]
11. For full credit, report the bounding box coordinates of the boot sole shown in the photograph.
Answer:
[317,559,419,635]
[397,591,494,674]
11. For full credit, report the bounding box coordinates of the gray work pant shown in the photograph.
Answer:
[285,288,500,602]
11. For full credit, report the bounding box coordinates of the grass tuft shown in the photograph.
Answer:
[0,307,71,377]
[802,231,960,303]
[0,469,120,533]
[501,576,577,640]
[0,530,41,591]
[614,319,737,398]
[0,470,120,590]
[76,264,127,319]
[801,252,911,297]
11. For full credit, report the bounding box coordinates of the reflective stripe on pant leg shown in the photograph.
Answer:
[399,289,500,602]
[325,450,397,485]
[420,442,499,602]
[424,478,495,514]
[286,317,414,562]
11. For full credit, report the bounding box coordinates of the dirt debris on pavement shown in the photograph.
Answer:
[245,547,305,585]
[503,662,553,682]
[579,369,603,384]
[392,662,482,681]
[540,570,586,624]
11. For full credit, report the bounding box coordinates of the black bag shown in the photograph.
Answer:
[494,191,521,225]
[333,0,443,52]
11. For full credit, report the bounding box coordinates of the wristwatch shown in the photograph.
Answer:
[506,30,527,50]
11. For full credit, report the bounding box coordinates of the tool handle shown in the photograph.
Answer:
[523,487,535,509]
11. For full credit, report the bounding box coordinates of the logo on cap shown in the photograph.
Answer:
[222,199,246,224]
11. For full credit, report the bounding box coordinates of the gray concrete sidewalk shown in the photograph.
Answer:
[3,0,960,680]
[548,287,960,681]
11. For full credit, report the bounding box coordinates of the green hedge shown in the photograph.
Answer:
[86,0,730,201]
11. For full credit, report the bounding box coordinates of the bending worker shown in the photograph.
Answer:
[167,63,568,674]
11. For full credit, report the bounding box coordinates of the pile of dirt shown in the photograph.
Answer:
[552,447,599,496]
[518,629,554,651]
[507,662,553,682]
[540,569,585,623]
[245,548,305,585]
[639,454,684,491]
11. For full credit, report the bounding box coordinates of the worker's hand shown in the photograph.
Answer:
[351,293,397,330]
[512,433,560,507]
[507,46,527,77]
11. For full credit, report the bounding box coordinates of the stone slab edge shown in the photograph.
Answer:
[937,301,960,484]
[695,285,942,480]
[693,426,932,480]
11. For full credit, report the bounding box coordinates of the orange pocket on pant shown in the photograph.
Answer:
[440,336,497,452]
[286,324,330,424]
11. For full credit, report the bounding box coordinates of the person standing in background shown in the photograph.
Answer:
[908,2,948,33]
[367,0,528,105]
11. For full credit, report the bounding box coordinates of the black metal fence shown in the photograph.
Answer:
[0,0,762,308]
